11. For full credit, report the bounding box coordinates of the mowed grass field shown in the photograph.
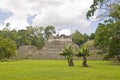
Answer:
[0,60,120,80]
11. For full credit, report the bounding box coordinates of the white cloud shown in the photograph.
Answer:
[0,0,93,34]
[4,16,29,30]
[59,29,71,36]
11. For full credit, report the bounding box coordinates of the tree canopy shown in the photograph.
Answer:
[71,30,85,46]
[44,26,56,40]
[86,0,120,19]
[87,0,120,62]
[0,25,57,49]
[0,37,17,61]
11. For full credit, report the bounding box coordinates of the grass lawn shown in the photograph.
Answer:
[0,60,120,80]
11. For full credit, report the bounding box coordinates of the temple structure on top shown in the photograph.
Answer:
[47,35,72,44]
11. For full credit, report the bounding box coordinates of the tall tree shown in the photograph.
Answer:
[26,26,45,49]
[0,37,17,61]
[86,0,120,19]
[44,26,56,40]
[87,0,120,62]
[89,33,95,40]
[83,33,89,41]
[108,20,120,62]
[17,29,31,46]
[94,19,120,61]
[71,30,85,46]
[94,20,114,51]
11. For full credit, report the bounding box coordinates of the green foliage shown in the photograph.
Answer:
[109,32,120,57]
[108,20,120,61]
[94,19,120,61]
[71,30,85,46]
[76,46,89,57]
[86,0,120,19]
[17,29,31,46]
[31,34,45,49]
[61,45,74,66]
[0,37,17,61]
[76,45,89,67]
[0,25,57,49]
[0,26,45,49]
[94,19,114,49]
[86,0,104,18]
[61,45,74,58]
[87,0,120,61]
[83,33,89,41]
[89,33,95,40]
[44,26,56,40]
[110,4,120,20]
[26,26,45,49]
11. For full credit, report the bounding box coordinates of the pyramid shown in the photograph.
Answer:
[38,35,72,59]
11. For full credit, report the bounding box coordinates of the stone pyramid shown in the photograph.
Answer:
[38,35,72,59]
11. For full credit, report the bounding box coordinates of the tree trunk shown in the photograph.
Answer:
[67,58,74,66]
[82,56,88,67]
[117,55,120,62]
[67,59,70,66]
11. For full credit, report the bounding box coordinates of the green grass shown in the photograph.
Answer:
[0,60,120,80]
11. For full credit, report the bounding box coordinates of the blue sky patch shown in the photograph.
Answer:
[0,11,12,24]
[27,15,36,25]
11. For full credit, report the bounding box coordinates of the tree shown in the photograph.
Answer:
[109,32,120,62]
[89,33,95,40]
[60,45,74,66]
[16,26,45,49]
[108,20,120,62]
[26,26,45,49]
[94,21,111,51]
[17,29,31,46]
[71,30,85,46]
[76,46,89,67]
[94,19,120,61]
[83,33,89,41]
[86,0,120,19]
[109,4,120,20]
[0,25,45,49]
[2,23,11,38]
[44,26,56,40]
[0,37,17,61]
[31,34,45,49]
[87,0,120,62]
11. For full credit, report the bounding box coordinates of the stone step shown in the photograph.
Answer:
[43,46,64,49]
[39,51,62,54]
[38,39,72,59]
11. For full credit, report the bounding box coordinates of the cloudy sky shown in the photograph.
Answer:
[0,0,99,35]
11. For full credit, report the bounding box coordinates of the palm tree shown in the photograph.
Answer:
[60,45,74,66]
[76,45,89,67]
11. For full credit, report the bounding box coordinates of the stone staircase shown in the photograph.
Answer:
[38,42,71,59]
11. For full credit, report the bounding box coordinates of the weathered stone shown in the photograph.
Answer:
[16,45,39,59]
[38,35,73,59]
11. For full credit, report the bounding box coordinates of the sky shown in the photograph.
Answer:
[0,0,99,35]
